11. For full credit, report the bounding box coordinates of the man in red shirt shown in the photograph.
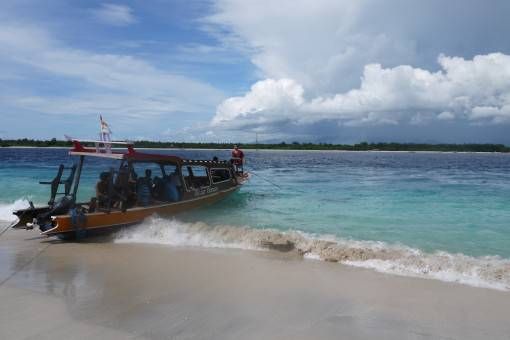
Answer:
[231,145,244,174]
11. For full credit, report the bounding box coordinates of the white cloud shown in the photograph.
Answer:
[437,111,455,120]
[0,23,224,119]
[213,53,510,130]
[206,0,510,137]
[471,106,510,123]
[207,0,510,92]
[93,3,137,26]
[213,78,304,126]
[205,0,419,94]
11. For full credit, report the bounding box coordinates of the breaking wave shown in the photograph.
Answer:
[0,199,30,222]
[115,217,510,291]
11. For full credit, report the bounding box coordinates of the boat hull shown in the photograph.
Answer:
[42,185,240,238]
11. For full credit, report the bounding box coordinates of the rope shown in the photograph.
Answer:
[0,208,30,237]
[0,222,15,237]
[247,170,282,190]
[0,243,51,287]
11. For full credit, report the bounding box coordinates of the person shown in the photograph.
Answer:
[231,145,244,174]
[96,172,110,207]
[136,169,153,206]
[114,165,137,209]
[164,170,182,202]
[88,197,97,213]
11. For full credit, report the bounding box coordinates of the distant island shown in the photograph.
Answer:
[1,138,509,153]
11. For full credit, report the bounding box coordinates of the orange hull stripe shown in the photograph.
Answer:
[44,187,237,235]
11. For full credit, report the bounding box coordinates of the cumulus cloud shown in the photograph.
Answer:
[206,0,510,93]
[206,0,510,139]
[437,111,455,121]
[213,53,510,129]
[93,3,137,26]
[213,78,304,126]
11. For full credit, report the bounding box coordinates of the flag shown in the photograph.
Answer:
[99,115,111,134]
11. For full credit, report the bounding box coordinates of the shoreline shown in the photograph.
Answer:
[1,209,510,292]
[1,227,509,339]
[2,145,509,154]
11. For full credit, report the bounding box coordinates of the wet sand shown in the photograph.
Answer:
[1,227,510,340]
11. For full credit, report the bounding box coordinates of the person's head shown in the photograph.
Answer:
[100,172,110,182]
[234,145,238,150]
[213,156,219,162]
[145,169,152,178]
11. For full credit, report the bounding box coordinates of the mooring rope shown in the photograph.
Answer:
[247,170,282,190]
[0,243,51,287]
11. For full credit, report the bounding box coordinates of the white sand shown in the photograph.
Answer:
[1,227,509,339]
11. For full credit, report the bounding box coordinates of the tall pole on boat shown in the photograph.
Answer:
[98,115,112,153]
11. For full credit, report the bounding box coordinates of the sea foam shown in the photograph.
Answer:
[0,199,30,223]
[115,216,510,291]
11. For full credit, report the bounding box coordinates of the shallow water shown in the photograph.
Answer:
[1,147,510,289]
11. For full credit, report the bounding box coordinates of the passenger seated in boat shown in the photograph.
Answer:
[115,165,137,209]
[165,170,182,202]
[152,171,181,202]
[136,169,153,206]
[96,172,110,207]
[152,176,165,201]
[88,197,97,213]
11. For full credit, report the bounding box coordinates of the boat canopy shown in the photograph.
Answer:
[69,140,232,168]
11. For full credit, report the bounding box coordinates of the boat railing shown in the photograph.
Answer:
[39,164,78,205]
[70,139,135,157]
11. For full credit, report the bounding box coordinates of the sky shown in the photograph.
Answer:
[1,0,510,144]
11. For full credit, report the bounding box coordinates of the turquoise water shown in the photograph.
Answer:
[3,147,510,289]
[1,148,510,259]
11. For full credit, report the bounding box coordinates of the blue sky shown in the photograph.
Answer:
[1,0,510,143]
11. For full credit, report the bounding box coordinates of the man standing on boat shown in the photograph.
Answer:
[231,145,244,174]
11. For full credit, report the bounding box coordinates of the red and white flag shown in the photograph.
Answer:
[100,115,111,134]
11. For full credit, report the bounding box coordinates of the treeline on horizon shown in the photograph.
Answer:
[0,138,509,153]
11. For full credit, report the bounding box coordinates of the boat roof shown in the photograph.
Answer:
[69,140,231,167]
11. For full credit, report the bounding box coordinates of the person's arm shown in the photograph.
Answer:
[96,182,107,200]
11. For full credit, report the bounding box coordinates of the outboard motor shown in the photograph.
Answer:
[36,195,74,232]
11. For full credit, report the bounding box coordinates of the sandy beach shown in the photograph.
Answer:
[0,225,509,340]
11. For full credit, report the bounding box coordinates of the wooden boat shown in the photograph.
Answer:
[12,140,248,239]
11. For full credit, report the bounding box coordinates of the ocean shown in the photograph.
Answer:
[1,147,509,290]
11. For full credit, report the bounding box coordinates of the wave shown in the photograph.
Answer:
[115,217,510,291]
[0,199,30,222]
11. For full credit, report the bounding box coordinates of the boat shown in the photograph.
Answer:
[12,140,249,239]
